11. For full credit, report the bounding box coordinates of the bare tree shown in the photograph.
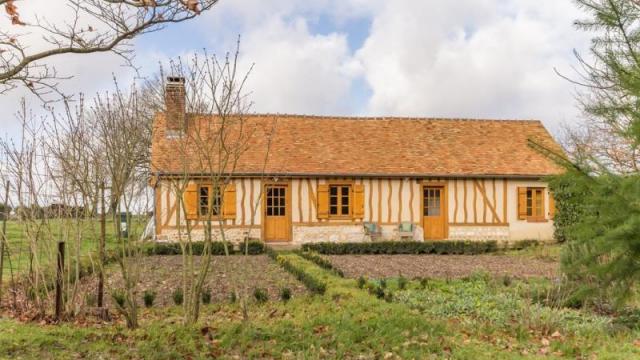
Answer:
[159,44,275,324]
[1,0,220,99]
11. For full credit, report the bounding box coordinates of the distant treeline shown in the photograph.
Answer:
[1,203,91,220]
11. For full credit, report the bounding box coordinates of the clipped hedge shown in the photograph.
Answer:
[276,255,327,295]
[301,240,499,255]
[144,240,265,256]
[296,251,344,277]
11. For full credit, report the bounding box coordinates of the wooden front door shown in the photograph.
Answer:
[263,184,291,242]
[423,186,446,240]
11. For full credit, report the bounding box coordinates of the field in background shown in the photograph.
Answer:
[1,217,148,276]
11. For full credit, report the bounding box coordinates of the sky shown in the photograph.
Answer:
[1,0,592,142]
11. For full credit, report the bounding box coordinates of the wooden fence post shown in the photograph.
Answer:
[55,241,65,321]
[0,180,9,304]
[98,181,105,308]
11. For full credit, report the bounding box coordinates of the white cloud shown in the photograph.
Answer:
[354,0,590,134]
[1,0,593,141]
[238,17,358,114]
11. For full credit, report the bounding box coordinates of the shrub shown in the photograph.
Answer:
[301,240,499,255]
[244,240,266,255]
[398,275,408,290]
[419,277,430,289]
[111,290,126,308]
[253,288,269,303]
[144,241,267,256]
[297,251,344,277]
[507,239,539,250]
[172,288,184,306]
[502,275,512,287]
[370,285,385,299]
[201,288,212,304]
[357,276,367,289]
[379,279,387,289]
[229,291,237,303]
[277,256,327,295]
[143,290,156,308]
[280,287,292,302]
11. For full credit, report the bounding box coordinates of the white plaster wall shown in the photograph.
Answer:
[506,179,555,241]
[156,177,556,243]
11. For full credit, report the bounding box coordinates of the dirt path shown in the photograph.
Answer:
[326,254,558,279]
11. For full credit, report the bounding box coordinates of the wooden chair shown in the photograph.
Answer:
[397,222,415,241]
[363,222,383,242]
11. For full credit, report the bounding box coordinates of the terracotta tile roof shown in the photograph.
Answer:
[151,114,564,178]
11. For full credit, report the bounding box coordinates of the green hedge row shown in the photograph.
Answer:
[266,247,327,295]
[301,240,499,255]
[276,255,327,295]
[296,251,344,277]
[144,240,265,256]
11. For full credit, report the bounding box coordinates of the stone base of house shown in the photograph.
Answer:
[156,228,261,243]
[156,224,553,244]
[448,226,510,242]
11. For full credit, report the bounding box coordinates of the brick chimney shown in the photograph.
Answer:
[165,76,186,133]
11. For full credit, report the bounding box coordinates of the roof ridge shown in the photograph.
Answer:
[182,112,542,123]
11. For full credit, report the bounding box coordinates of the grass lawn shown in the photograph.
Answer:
[1,250,640,359]
[1,217,146,276]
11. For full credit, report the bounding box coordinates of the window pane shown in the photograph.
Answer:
[212,195,220,216]
[266,207,273,216]
[341,186,349,196]
[330,186,338,196]
[341,205,349,215]
[280,207,286,216]
[199,187,209,215]
[330,206,338,215]
[428,207,440,216]
[330,196,337,206]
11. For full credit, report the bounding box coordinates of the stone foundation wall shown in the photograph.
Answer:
[156,225,544,244]
[448,226,510,242]
[292,225,366,244]
[157,228,261,243]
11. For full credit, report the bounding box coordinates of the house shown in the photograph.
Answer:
[151,77,563,244]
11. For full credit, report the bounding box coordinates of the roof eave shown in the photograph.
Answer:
[152,171,560,180]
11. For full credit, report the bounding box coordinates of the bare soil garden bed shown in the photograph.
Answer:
[79,255,307,308]
[326,254,558,279]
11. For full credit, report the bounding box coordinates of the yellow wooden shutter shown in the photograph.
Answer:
[317,184,329,219]
[223,183,237,220]
[353,184,364,219]
[184,182,199,220]
[517,187,527,220]
[548,190,555,219]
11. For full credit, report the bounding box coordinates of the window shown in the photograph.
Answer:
[526,187,544,220]
[423,187,442,216]
[266,186,286,216]
[329,185,351,217]
[198,185,221,217]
